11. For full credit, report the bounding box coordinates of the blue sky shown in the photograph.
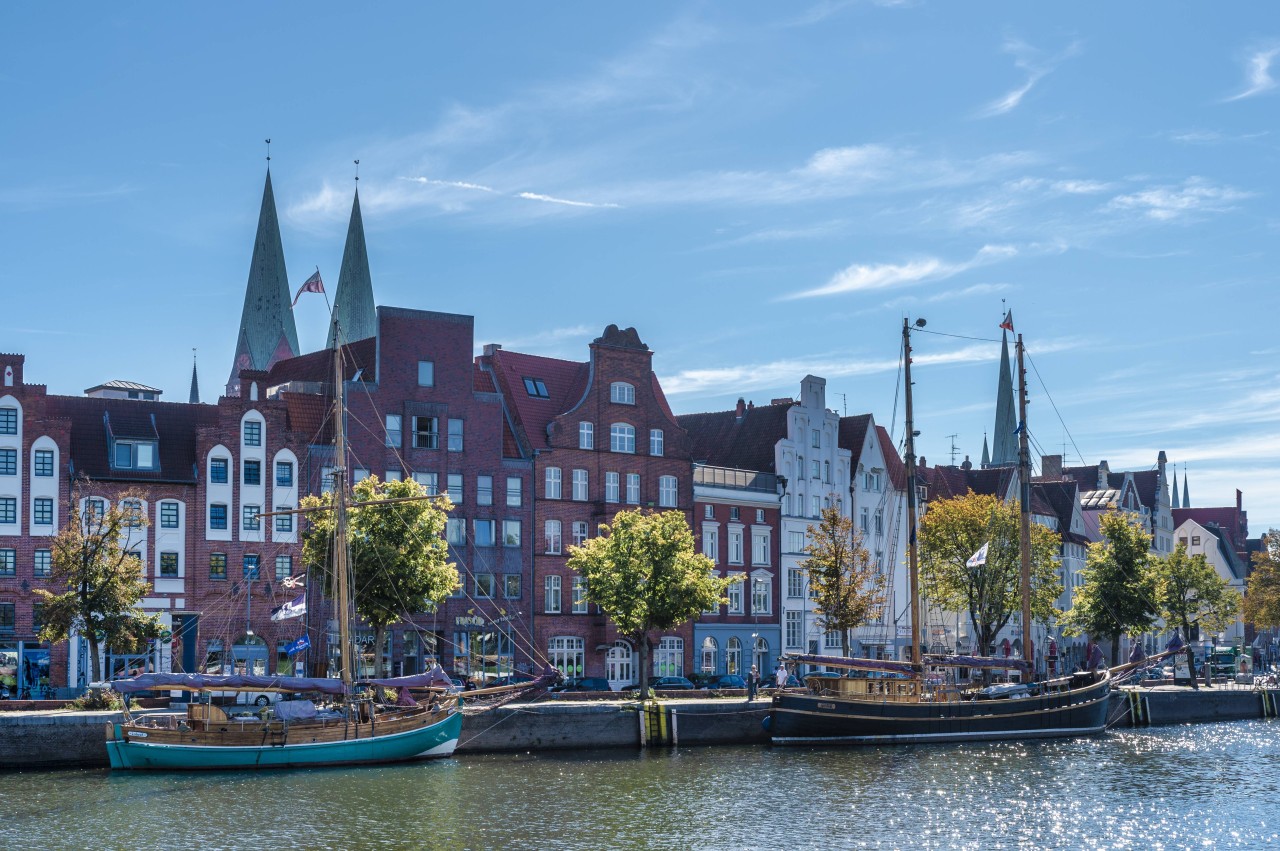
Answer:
[3,3,1278,529]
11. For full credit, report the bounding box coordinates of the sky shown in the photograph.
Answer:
[3,3,1278,529]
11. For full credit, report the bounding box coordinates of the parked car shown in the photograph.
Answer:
[552,677,613,693]
[649,676,696,690]
[702,674,747,690]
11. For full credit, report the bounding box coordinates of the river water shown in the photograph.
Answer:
[3,720,1277,850]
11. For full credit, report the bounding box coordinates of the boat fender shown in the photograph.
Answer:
[761,716,772,732]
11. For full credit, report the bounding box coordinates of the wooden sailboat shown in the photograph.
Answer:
[768,318,1111,745]
[105,330,464,770]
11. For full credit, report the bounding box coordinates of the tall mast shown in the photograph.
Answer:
[1015,334,1033,675]
[902,318,922,665]
[331,323,354,687]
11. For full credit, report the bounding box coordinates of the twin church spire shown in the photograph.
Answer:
[227,164,375,396]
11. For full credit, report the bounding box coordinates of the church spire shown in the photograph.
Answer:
[1182,467,1190,508]
[980,433,991,468]
[328,171,377,348]
[189,349,200,404]
[990,328,1018,467]
[226,167,300,396]
[1171,467,1180,509]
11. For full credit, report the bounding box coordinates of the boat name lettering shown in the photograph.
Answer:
[127,731,148,738]
[817,702,836,710]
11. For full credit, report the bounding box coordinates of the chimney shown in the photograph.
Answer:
[747,400,754,410]
[482,344,502,357]
[1041,454,1062,480]
[1097,460,1110,490]
[919,456,926,469]
[735,398,746,420]
[1237,489,1243,512]
[961,455,972,471]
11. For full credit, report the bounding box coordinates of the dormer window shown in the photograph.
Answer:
[610,382,635,405]
[523,378,550,398]
[113,439,158,470]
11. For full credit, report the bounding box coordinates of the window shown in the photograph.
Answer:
[243,420,262,446]
[860,508,870,533]
[418,361,435,387]
[785,611,803,649]
[545,467,562,499]
[610,382,635,404]
[572,521,588,547]
[412,472,438,495]
[752,576,771,615]
[243,459,261,486]
[752,532,770,565]
[413,416,439,449]
[729,531,743,564]
[523,377,549,398]
[446,518,466,545]
[0,448,14,475]
[242,505,261,531]
[210,457,228,484]
[788,568,805,598]
[113,440,157,470]
[160,502,178,528]
[579,422,594,450]
[650,429,664,456]
[33,497,53,526]
[788,531,804,553]
[385,470,402,482]
[874,509,883,535]
[503,520,521,547]
[548,636,583,678]
[0,549,14,576]
[730,506,740,521]
[209,504,227,530]
[0,603,14,633]
[243,554,260,579]
[572,576,588,613]
[160,552,179,578]
[0,407,15,435]
[385,414,402,448]
[34,549,51,577]
[572,469,588,501]
[797,456,804,479]
[605,472,620,503]
[506,477,522,507]
[726,637,742,677]
[1191,535,1201,546]
[473,519,495,547]
[544,575,562,613]
[34,449,54,477]
[727,575,743,614]
[810,460,819,480]
[276,461,294,487]
[610,424,635,453]
[811,496,820,518]
[865,470,881,492]
[447,474,463,504]
[626,473,641,505]
[447,418,464,452]
[275,554,292,581]
[120,499,143,527]
[504,574,521,599]
[824,461,831,483]
[210,553,227,580]
[477,475,493,506]
[653,637,683,677]
[658,475,677,508]
[275,506,293,533]
[704,504,714,520]
[545,520,562,554]
[702,528,718,561]
[475,573,496,598]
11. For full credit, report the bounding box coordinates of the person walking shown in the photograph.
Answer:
[746,665,759,702]
[775,662,789,691]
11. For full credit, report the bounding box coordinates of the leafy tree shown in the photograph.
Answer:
[566,509,729,694]
[1243,531,1280,630]
[1151,542,1241,689]
[802,507,887,658]
[1060,511,1158,666]
[35,485,161,684]
[301,475,458,677]
[918,491,1061,662]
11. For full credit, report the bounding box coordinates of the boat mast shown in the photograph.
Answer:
[902,318,922,666]
[1015,333,1033,676]
[331,324,355,688]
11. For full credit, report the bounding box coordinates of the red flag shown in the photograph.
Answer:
[999,310,1014,332]
[291,269,325,306]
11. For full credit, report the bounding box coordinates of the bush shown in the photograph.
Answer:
[63,689,138,711]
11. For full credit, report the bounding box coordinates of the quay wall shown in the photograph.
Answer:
[0,710,122,769]
[1110,688,1280,728]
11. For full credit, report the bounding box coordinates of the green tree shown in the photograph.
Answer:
[1243,531,1280,630]
[1060,511,1158,666]
[301,475,458,677]
[918,491,1061,661]
[566,509,730,694]
[1151,542,1241,689]
[802,507,887,658]
[35,485,161,684]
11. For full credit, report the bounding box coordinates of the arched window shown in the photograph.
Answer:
[753,635,769,673]
[700,636,718,675]
[610,382,635,404]
[610,423,635,453]
[726,637,742,676]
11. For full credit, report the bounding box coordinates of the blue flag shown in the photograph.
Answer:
[283,635,311,656]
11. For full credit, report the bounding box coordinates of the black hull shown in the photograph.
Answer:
[769,673,1112,746]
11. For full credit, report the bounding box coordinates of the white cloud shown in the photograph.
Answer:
[1107,177,1252,221]
[1225,47,1279,102]
[786,244,1018,299]
[516,192,621,209]
[977,37,1079,119]
[403,177,499,193]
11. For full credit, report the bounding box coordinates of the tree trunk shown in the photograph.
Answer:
[841,630,850,659]
[1110,631,1122,668]
[638,634,650,695]
[88,634,102,684]
[1183,618,1198,690]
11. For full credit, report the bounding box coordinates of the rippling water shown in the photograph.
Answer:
[3,720,1278,850]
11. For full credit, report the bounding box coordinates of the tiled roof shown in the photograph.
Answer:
[875,426,907,491]
[487,349,590,451]
[1174,507,1247,554]
[1130,469,1161,510]
[282,393,333,445]
[838,415,872,466]
[1033,480,1080,529]
[919,464,1016,502]
[1062,464,1101,490]
[264,338,377,387]
[473,366,497,394]
[677,402,793,473]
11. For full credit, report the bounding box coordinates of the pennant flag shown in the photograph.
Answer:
[270,594,307,622]
[283,634,311,656]
[966,541,990,569]
[999,310,1014,332]
[281,574,306,589]
[291,269,325,307]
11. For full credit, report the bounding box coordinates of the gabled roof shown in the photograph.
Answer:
[875,426,906,491]
[1130,469,1162,510]
[919,464,1017,502]
[838,414,872,466]
[487,349,590,452]
[1034,480,1080,530]
[1174,506,1248,554]
[677,402,793,473]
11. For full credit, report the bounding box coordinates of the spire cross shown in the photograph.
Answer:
[354,159,360,182]
[265,139,271,163]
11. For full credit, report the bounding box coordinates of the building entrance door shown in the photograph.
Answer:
[606,641,634,691]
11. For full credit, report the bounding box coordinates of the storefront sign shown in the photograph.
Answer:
[455,615,485,628]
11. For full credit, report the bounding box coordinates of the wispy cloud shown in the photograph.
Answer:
[783,0,912,28]
[1169,129,1269,144]
[978,37,1080,118]
[404,177,499,194]
[516,191,621,209]
[785,244,1018,300]
[478,324,594,355]
[1106,177,1252,221]
[1225,46,1279,102]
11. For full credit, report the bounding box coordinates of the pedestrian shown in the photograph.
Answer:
[775,662,789,691]
[1085,640,1104,673]
[746,665,759,702]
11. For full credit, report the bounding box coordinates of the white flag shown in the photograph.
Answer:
[270,594,307,622]
[966,542,989,569]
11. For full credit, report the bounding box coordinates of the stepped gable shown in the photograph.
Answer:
[874,426,907,490]
[677,401,793,473]
[486,349,590,453]
[47,396,218,483]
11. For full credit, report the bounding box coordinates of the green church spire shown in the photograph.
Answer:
[328,186,377,347]
[990,329,1018,467]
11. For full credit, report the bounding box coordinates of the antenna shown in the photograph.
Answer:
[837,392,847,417]
[354,159,360,182]
[947,434,959,465]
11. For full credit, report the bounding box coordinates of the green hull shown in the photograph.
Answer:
[106,710,462,771]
